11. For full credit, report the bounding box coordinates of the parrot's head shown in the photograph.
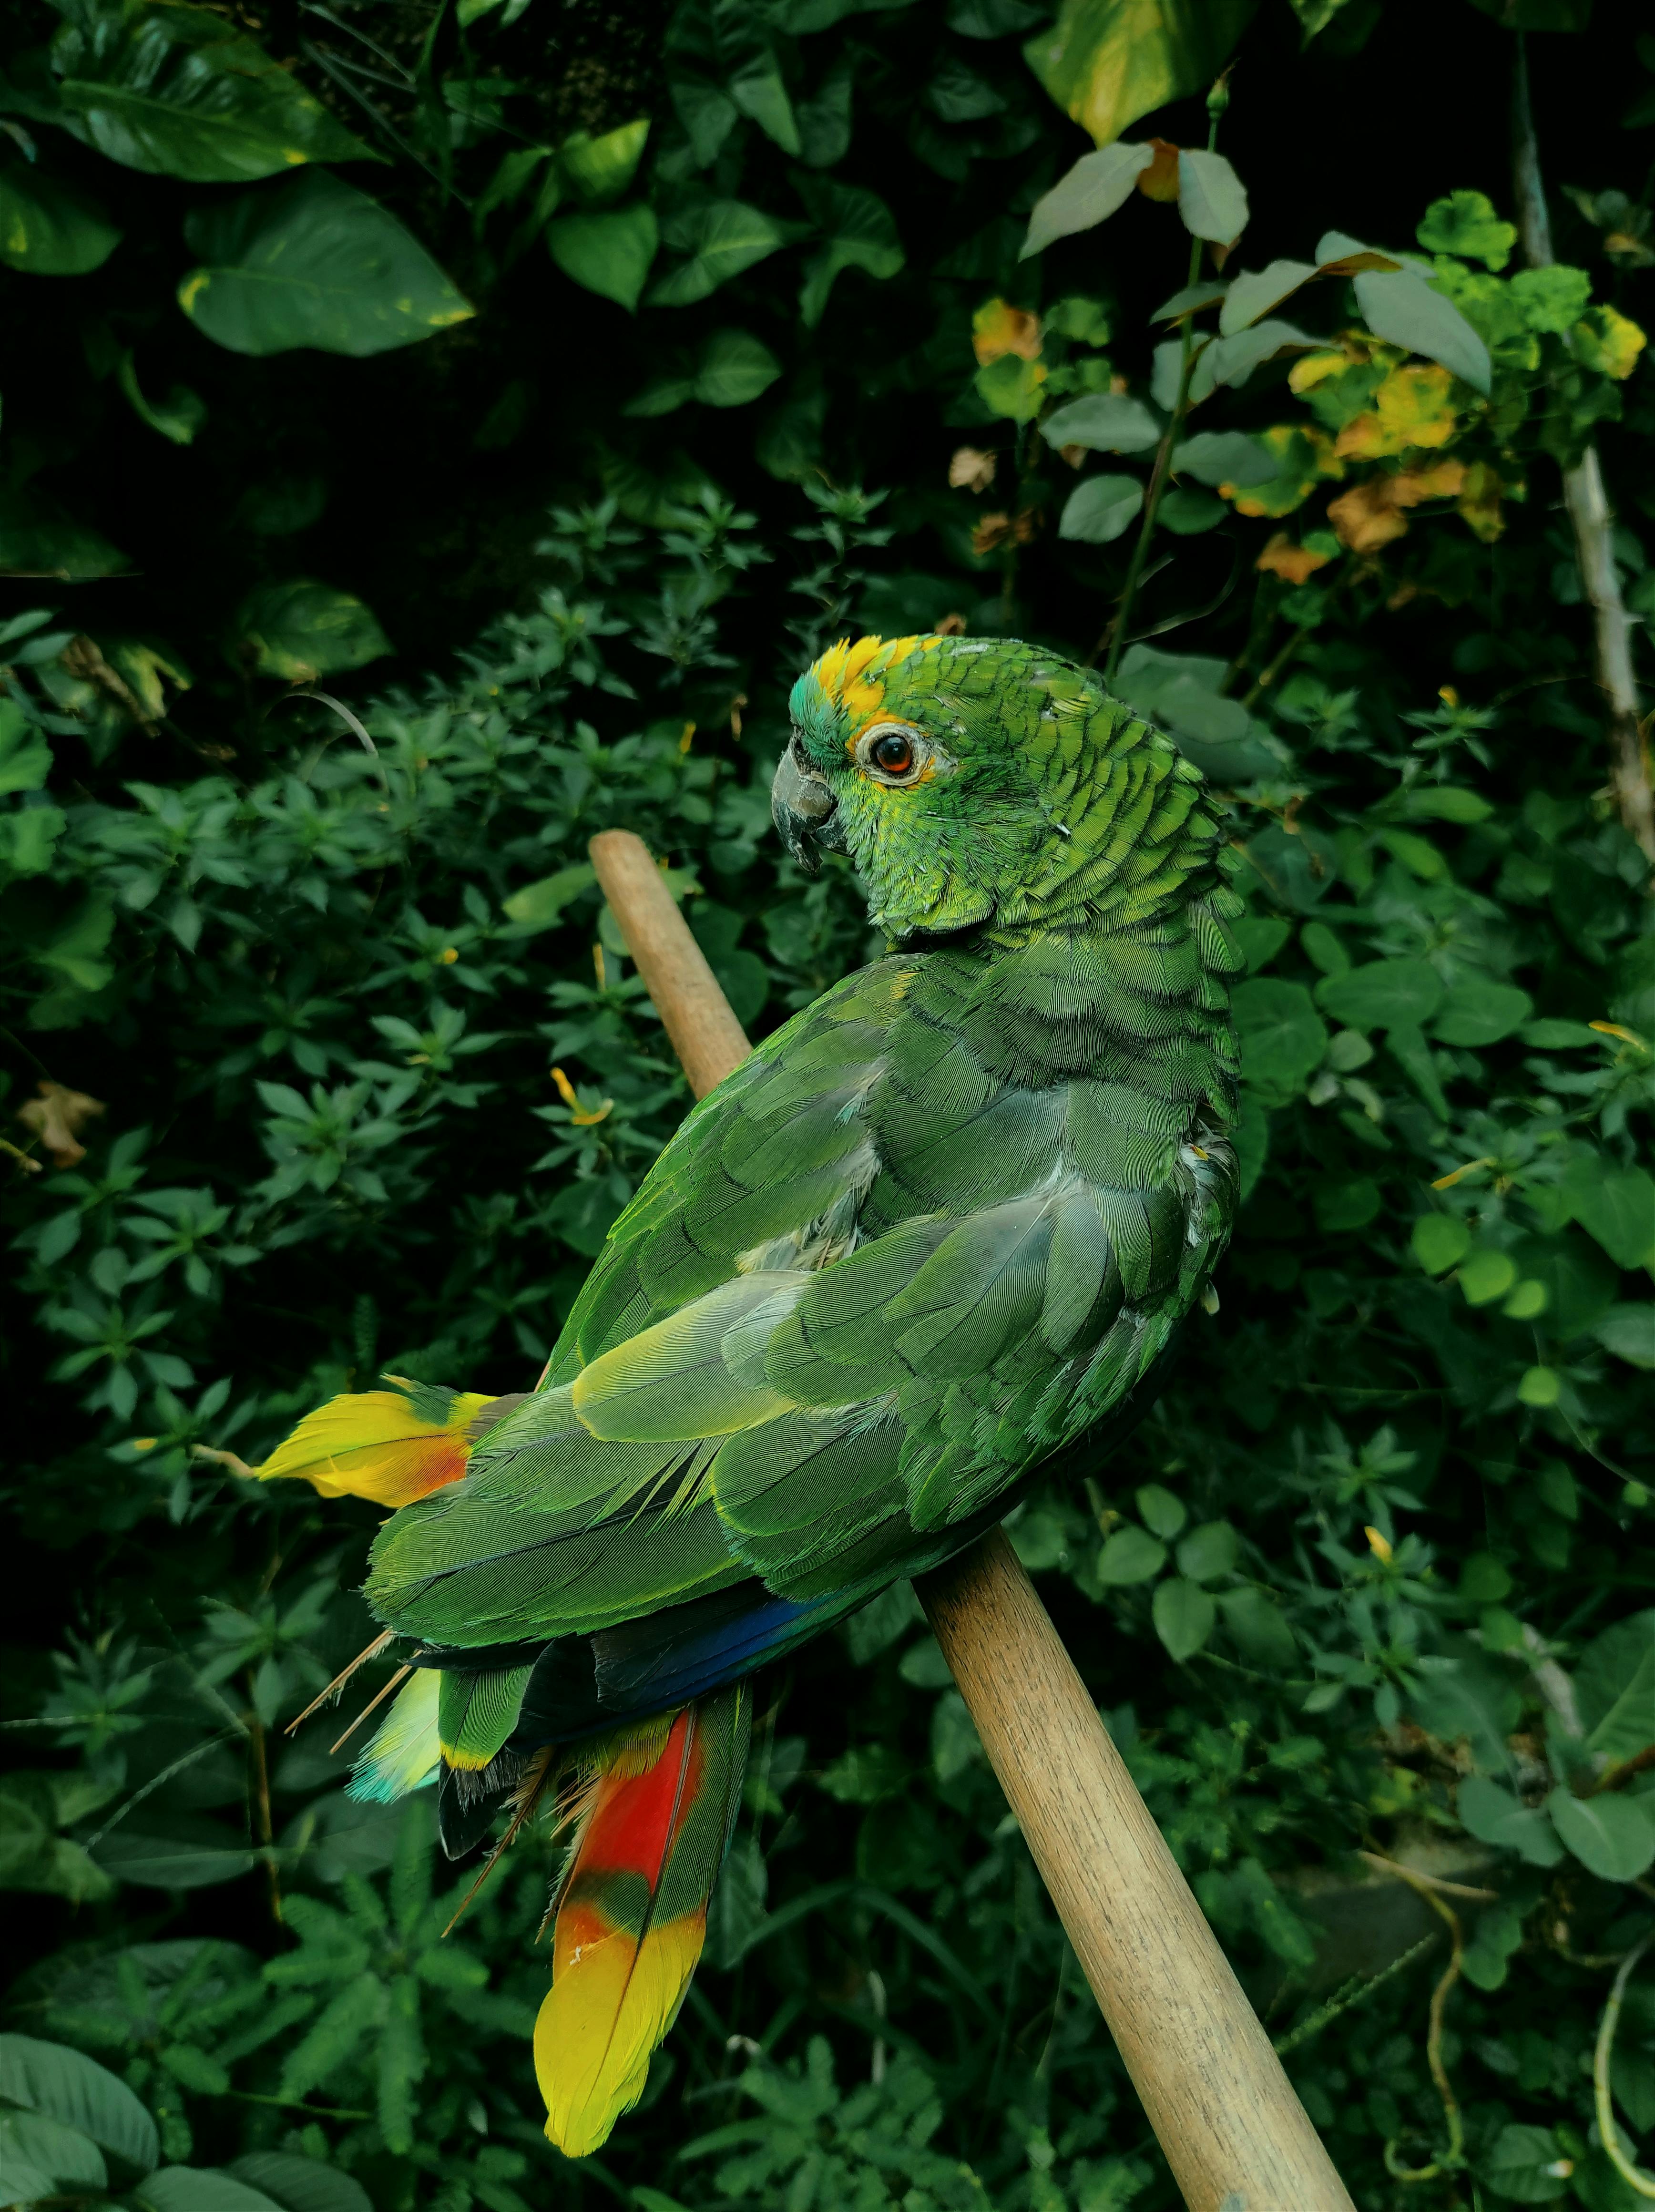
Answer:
[775,632,1209,939]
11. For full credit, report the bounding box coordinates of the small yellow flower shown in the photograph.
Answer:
[551,1066,614,1127]
[1365,1526,1393,1564]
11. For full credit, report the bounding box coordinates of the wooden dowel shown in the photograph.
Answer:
[588,829,1354,2212]
[589,830,754,1098]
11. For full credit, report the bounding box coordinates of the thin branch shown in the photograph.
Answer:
[1595,1934,1655,2199]
[1510,35,1653,859]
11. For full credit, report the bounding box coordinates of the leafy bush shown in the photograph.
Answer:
[4,1,1654,2209]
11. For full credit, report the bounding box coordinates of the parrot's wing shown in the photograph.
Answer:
[366,941,1235,1652]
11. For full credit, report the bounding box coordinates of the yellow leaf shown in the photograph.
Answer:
[1024,0,1254,150]
[1333,362,1460,461]
[1226,423,1343,520]
[1456,460,1505,544]
[1256,531,1335,584]
[972,298,1042,365]
[1136,139,1181,203]
[1571,304,1646,381]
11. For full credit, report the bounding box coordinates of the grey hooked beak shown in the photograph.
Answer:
[771,742,842,877]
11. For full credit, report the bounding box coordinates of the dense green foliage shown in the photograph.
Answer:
[3,0,1654,2207]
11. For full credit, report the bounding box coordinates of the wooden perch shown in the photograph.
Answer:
[589,827,1355,2212]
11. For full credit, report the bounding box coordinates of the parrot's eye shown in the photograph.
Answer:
[862,725,922,782]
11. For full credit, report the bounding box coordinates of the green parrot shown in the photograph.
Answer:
[256,630,1244,2154]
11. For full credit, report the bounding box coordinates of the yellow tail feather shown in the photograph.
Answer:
[254,1376,511,1506]
[534,1907,705,2158]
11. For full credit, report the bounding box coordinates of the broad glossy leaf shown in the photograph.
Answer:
[1023,0,1256,151]
[1594,1307,1655,1371]
[135,2169,285,2211]
[1042,392,1161,453]
[1202,319,1318,390]
[1153,1576,1216,1660]
[1564,1160,1655,1271]
[1482,2122,1573,2204]
[233,581,390,683]
[225,2153,373,2212]
[1409,1642,1521,1773]
[1134,1484,1186,1538]
[1095,1526,1166,1585]
[1575,1610,1655,1758]
[180,173,473,356]
[559,118,650,205]
[1430,979,1532,1047]
[1546,1787,1655,1883]
[501,863,596,930]
[695,328,782,406]
[1342,257,1491,393]
[1317,957,1444,1033]
[1019,142,1151,258]
[1177,148,1247,245]
[1232,978,1328,1097]
[648,200,786,307]
[1219,260,1316,334]
[0,2035,159,2177]
[91,1827,257,1889]
[1175,1520,1238,1583]
[0,2110,107,2192]
[0,160,121,274]
[1412,1214,1470,1275]
[47,1,369,182]
[1172,430,1276,486]
[548,204,659,311]
[1216,1587,1297,1668]
[796,177,902,327]
[1058,472,1142,543]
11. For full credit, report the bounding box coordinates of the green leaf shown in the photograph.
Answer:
[1349,263,1491,394]
[796,178,903,328]
[135,2169,285,2211]
[1408,1642,1521,1772]
[1594,1306,1655,1370]
[559,118,650,205]
[648,200,785,307]
[974,354,1046,422]
[0,2110,107,2193]
[1314,1173,1379,1232]
[1547,1786,1655,1882]
[92,1828,258,1889]
[1019,141,1152,256]
[1483,2122,1573,2202]
[0,159,121,274]
[1232,978,1328,1099]
[1430,979,1532,1047]
[1152,1577,1216,1661]
[1317,958,1444,1033]
[1171,430,1277,486]
[1218,260,1317,334]
[1216,1587,1297,1669]
[547,203,660,312]
[1202,318,1318,390]
[47,1,371,182]
[1058,473,1143,543]
[1457,1774,1565,1866]
[225,2155,372,2212]
[1134,1484,1186,1539]
[1175,1521,1239,1583]
[1416,189,1516,271]
[1023,0,1257,152]
[694,328,783,406]
[1564,1159,1655,1271]
[1095,1526,1166,1585]
[0,2035,159,2178]
[1412,1214,1470,1275]
[1576,1611,1655,1760]
[232,581,391,684]
[179,172,473,356]
[1177,149,1247,245]
[501,862,596,930]
[1042,393,1161,453]
[0,706,53,797]
[1459,1249,1517,1306]
[817,1743,908,1803]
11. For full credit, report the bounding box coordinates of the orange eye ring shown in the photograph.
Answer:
[870,730,914,775]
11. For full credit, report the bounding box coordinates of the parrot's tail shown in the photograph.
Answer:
[535,1684,752,2159]
[253,1375,528,1507]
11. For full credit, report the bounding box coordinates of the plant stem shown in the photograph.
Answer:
[1595,1934,1655,2200]
[1510,35,1654,860]
[1103,96,1225,687]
